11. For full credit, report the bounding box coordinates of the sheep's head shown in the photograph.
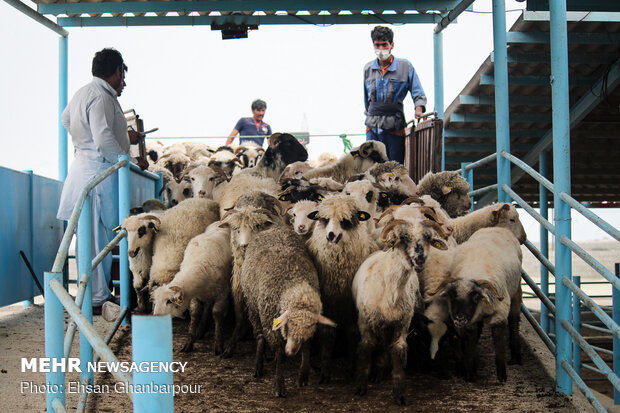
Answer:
[492,203,527,244]
[308,195,371,245]
[260,133,308,175]
[278,180,325,208]
[343,179,378,211]
[236,145,265,169]
[419,171,471,218]
[152,285,188,318]
[209,150,241,177]
[429,277,504,328]
[120,213,161,262]
[349,140,388,172]
[381,218,448,272]
[367,161,419,197]
[286,200,320,235]
[220,207,279,253]
[157,152,190,180]
[279,161,312,181]
[185,164,228,199]
[162,177,192,207]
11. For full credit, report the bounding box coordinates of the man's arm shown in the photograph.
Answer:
[363,69,370,112]
[226,129,239,146]
[61,105,71,131]
[408,66,427,119]
[88,96,126,163]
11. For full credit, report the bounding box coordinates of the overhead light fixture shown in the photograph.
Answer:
[211,22,258,39]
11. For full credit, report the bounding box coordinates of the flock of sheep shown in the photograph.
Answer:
[119,133,527,404]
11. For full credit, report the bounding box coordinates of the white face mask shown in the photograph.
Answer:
[375,48,391,61]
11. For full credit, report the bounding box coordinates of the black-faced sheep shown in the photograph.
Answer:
[157,149,191,180]
[451,203,527,244]
[235,143,265,169]
[152,222,232,354]
[417,171,471,218]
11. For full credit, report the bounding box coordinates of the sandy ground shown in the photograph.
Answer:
[0,240,616,412]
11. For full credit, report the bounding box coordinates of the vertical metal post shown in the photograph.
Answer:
[614,263,620,405]
[23,170,35,307]
[540,151,550,334]
[155,172,164,202]
[132,315,174,412]
[434,31,445,170]
[118,155,131,325]
[78,195,94,387]
[58,35,68,182]
[550,0,572,395]
[492,0,511,203]
[44,271,65,412]
[572,276,581,377]
[461,162,474,211]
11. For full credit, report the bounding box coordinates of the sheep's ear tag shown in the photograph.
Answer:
[307,211,320,220]
[380,192,388,198]
[351,151,360,158]
[148,223,159,233]
[481,297,488,303]
[130,207,142,214]
[163,161,168,167]
[442,186,453,195]
[112,225,122,233]
[272,317,282,330]
[387,172,394,176]
[357,211,370,221]
[317,194,323,200]
[175,296,183,304]
[279,194,290,201]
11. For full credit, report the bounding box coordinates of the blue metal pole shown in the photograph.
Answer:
[461,162,473,211]
[118,155,131,325]
[78,195,94,387]
[492,0,511,203]
[550,0,572,395]
[540,151,550,334]
[572,276,581,377]
[614,263,620,405]
[155,172,164,201]
[44,272,65,412]
[433,31,445,170]
[132,315,174,412]
[23,170,35,307]
[58,35,68,181]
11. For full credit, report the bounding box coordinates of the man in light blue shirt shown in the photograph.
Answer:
[364,26,427,163]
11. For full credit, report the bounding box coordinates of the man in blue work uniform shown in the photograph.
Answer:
[364,26,427,164]
[226,99,272,147]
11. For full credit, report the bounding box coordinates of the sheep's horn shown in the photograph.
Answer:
[402,196,424,205]
[377,205,401,224]
[233,146,246,155]
[253,208,280,221]
[220,209,238,221]
[139,214,161,225]
[380,219,407,242]
[177,164,198,181]
[475,280,505,301]
[426,275,458,298]
[209,164,228,178]
[422,219,450,240]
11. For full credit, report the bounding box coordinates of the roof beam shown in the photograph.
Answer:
[478,58,620,206]
[40,0,460,15]
[446,143,531,152]
[444,128,546,138]
[507,31,620,45]
[480,74,598,86]
[459,94,551,106]
[491,51,617,65]
[450,112,551,123]
[433,0,474,34]
[526,0,620,12]
[57,13,439,27]
[523,11,620,22]
[3,0,68,36]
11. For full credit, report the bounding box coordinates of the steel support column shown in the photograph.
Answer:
[118,155,131,325]
[78,194,94,387]
[23,170,35,307]
[434,31,445,170]
[44,272,65,412]
[572,276,582,377]
[550,0,572,395]
[59,35,68,181]
[539,151,550,334]
[614,263,620,405]
[492,0,511,203]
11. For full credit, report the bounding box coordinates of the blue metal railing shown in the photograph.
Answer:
[459,147,619,412]
[44,156,174,412]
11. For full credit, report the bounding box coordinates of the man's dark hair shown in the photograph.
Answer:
[92,48,128,78]
[251,99,266,111]
[371,26,394,43]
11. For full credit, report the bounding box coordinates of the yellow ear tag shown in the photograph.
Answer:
[481,297,487,302]
[175,297,183,304]
[359,213,366,219]
[152,225,159,233]
[112,226,121,233]
[446,186,453,190]
[317,195,323,200]
[381,193,387,198]
[433,241,442,249]
[273,318,282,329]
[387,172,394,176]
[163,161,168,167]
[352,153,359,158]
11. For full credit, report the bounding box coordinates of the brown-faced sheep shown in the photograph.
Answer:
[417,171,471,218]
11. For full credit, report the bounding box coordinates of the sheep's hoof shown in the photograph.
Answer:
[354,384,367,396]
[319,372,331,384]
[253,367,264,378]
[508,356,522,366]
[496,368,507,383]
[274,384,286,398]
[393,394,408,406]
[463,370,477,382]
[221,346,234,359]
[297,372,309,387]
[180,342,194,353]
[214,343,224,356]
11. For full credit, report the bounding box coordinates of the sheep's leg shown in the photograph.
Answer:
[346,323,360,378]
[391,335,408,406]
[274,343,286,397]
[298,342,310,387]
[254,334,266,378]
[212,296,228,355]
[462,327,479,382]
[508,296,522,365]
[371,348,389,383]
[196,300,211,340]
[222,267,245,358]
[354,332,375,396]
[492,322,508,383]
[181,299,204,352]
[319,325,336,384]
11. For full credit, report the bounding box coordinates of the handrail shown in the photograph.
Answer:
[468,184,497,197]
[146,133,366,140]
[521,304,556,354]
[501,150,555,194]
[560,236,620,291]
[457,152,497,173]
[560,191,620,242]
[503,185,556,235]
[522,269,556,314]
[51,159,129,273]
[561,361,607,413]
[129,163,160,181]
[64,273,90,358]
[91,229,127,271]
[524,240,556,276]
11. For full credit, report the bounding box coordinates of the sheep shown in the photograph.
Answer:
[278,178,325,208]
[148,198,220,291]
[235,143,265,169]
[308,177,344,192]
[129,198,167,214]
[213,133,308,216]
[286,200,320,237]
[302,141,388,183]
[279,161,312,181]
[241,223,336,397]
[451,203,527,244]
[145,140,165,167]
[209,148,241,177]
[428,227,523,383]
[353,219,441,405]
[306,194,378,382]
[152,222,232,354]
[148,165,193,208]
[183,141,214,161]
[309,152,338,168]
[157,149,191,179]
[181,164,229,199]
[343,179,379,232]
[364,161,418,197]
[118,213,163,313]
[417,171,471,218]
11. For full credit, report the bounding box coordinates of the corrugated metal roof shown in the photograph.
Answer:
[444,11,620,207]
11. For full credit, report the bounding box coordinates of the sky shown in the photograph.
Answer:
[0,0,618,242]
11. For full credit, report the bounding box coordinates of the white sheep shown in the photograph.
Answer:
[235,143,265,169]
[428,227,523,383]
[286,200,320,237]
[309,152,338,168]
[181,164,229,199]
[343,179,379,232]
[279,161,312,181]
[451,203,527,244]
[145,140,165,168]
[156,148,191,179]
[364,161,419,197]
[209,148,241,177]
[152,222,232,354]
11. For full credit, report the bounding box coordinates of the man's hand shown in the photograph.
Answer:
[136,156,149,170]
[225,137,234,146]
[128,130,144,145]
[414,106,424,120]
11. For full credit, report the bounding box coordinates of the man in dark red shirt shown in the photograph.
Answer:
[226,99,272,146]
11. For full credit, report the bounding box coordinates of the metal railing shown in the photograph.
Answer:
[44,155,175,412]
[458,148,620,412]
